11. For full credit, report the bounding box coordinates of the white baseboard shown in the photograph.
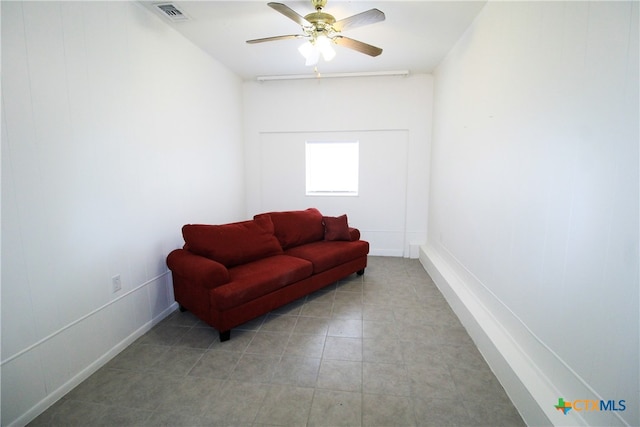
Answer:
[369,248,404,257]
[419,246,600,426]
[10,302,178,427]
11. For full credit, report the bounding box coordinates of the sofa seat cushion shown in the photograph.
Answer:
[210,255,313,310]
[255,208,324,249]
[284,240,370,274]
[182,216,283,268]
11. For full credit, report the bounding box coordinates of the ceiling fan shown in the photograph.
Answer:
[246,0,385,66]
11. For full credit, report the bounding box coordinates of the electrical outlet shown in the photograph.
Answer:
[112,274,122,293]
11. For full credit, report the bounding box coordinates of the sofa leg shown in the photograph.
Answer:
[357,269,365,276]
[219,330,231,342]
[179,305,187,312]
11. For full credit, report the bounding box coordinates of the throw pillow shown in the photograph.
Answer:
[323,214,351,241]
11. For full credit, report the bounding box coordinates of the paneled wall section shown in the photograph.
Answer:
[425,2,639,426]
[1,2,245,425]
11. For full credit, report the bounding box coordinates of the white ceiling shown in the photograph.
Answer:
[139,1,487,80]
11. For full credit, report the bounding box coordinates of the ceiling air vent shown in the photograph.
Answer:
[154,3,190,22]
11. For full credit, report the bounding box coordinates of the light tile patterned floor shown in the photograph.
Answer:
[30,256,525,426]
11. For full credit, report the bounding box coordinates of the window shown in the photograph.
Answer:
[305,141,359,196]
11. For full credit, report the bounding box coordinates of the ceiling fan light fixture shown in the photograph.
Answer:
[317,35,336,61]
[298,40,320,66]
[298,35,335,66]
[248,1,385,66]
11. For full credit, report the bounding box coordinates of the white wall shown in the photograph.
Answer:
[1,2,245,426]
[423,1,638,426]
[259,129,409,255]
[243,74,432,257]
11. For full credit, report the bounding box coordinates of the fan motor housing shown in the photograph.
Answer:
[304,11,335,28]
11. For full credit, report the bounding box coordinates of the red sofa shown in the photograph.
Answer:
[166,208,369,341]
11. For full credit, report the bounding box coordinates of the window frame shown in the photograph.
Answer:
[305,140,359,197]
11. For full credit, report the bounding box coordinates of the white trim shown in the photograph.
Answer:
[7,301,178,427]
[419,244,567,426]
[420,243,634,426]
[1,271,172,366]
[368,248,403,257]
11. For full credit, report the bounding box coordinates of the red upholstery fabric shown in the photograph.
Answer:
[255,208,324,249]
[172,272,213,325]
[284,240,370,274]
[210,255,313,310]
[348,227,360,241]
[167,209,370,338]
[166,249,230,289]
[210,256,367,334]
[182,216,283,267]
[323,215,351,241]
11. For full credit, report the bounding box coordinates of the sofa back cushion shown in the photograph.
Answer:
[182,215,283,268]
[255,208,325,250]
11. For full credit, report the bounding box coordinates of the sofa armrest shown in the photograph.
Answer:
[166,249,230,289]
[349,227,361,241]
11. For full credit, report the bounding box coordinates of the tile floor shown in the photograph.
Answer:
[30,256,525,426]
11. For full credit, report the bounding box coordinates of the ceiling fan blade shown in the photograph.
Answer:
[267,2,311,26]
[246,34,304,44]
[333,36,383,57]
[333,8,385,32]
